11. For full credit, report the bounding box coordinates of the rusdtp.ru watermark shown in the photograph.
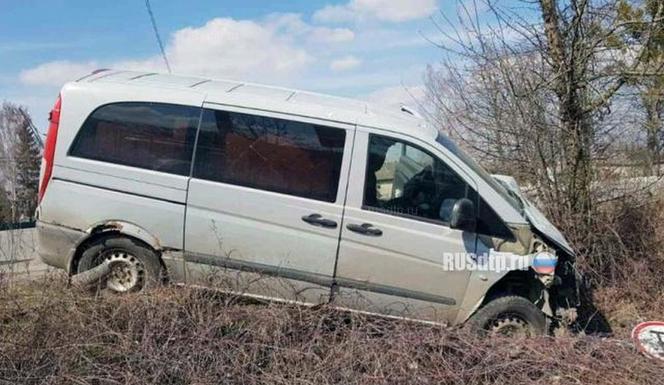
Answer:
[441,249,557,273]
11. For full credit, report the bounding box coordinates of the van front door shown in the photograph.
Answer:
[184,106,353,305]
[332,130,478,323]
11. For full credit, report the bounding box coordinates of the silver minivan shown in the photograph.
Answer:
[37,70,580,336]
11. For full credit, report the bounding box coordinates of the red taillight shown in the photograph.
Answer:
[38,95,61,203]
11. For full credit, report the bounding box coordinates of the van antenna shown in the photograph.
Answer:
[400,105,422,119]
[144,0,172,73]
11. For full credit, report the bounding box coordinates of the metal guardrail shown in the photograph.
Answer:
[0,221,36,231]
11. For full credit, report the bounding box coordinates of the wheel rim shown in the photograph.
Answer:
[103,250,145,292]
[488,314,531,337]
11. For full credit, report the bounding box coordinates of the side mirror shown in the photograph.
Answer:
[449,198,476,232]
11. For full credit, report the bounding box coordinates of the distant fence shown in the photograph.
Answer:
[0,221,36,231]
[0,225,48,277]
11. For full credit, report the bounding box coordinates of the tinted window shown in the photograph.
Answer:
[364,134,513,239]
[69,102,200,176]
[193,109,346,202]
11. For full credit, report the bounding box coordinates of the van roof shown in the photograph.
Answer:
[77,69,438,140]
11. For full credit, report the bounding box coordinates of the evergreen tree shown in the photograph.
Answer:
[12,108,41,220]
[0,188,10,223]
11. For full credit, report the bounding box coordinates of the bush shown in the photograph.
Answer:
[574,196,664,290]
[554,192,664,336]
[1,277,662,385]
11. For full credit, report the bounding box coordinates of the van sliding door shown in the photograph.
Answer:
[183,105,354,305]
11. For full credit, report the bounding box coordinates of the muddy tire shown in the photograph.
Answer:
[466,295,547,337]
[77,235,163,293]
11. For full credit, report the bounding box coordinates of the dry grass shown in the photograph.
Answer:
[561,194,664,337]
[0,277,662,385]
[2,193,664,383]
[591,286,664,336]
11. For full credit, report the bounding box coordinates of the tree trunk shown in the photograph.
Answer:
[540,0,593,222]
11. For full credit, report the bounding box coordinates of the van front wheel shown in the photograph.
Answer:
[466,296,547,337]
[77,235,163,293]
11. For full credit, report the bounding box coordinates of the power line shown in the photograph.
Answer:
[144,0,171,73]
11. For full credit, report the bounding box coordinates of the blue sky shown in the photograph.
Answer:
[0,0,519,132]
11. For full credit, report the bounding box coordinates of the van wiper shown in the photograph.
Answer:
[495,179,526,215]
[508,189,526,215]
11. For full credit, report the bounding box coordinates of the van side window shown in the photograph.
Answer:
[364,134,467,223]
[69,102,200,176]
[364,134,514,240]
[193,109,346,203]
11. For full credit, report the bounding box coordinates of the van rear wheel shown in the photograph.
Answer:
[77,235,162,293]
[466,296,547,337]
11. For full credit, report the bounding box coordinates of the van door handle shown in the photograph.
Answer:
[301,213,338,229]
[346,223,383,237]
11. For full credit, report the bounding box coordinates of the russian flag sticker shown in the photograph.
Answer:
[532,251,557,274]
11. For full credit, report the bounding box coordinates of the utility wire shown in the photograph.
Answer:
[144,0,171,73]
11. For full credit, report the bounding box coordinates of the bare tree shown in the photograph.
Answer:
[426,0,664,230]
[617,0,664,175]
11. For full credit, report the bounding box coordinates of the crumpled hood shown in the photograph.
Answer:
[492,175,575,257]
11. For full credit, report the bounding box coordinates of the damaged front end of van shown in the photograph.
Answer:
[456,174,581,335]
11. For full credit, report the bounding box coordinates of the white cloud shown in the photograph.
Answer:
[264,13,355,43]
[314,5,356,23]
[132,17,313,79]
[19,60,98,86]
[330,55,362,71]
[314,0,438,23]
[19,15,362,87]
[364,84,426,110]
[309,27,355,43]
[19,16,325,86]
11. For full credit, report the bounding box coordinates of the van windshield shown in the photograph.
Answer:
[435,133,524,215]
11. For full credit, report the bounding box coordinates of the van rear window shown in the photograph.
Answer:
[69,102,200,176]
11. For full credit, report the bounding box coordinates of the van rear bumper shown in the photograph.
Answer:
[36,221,86,273]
